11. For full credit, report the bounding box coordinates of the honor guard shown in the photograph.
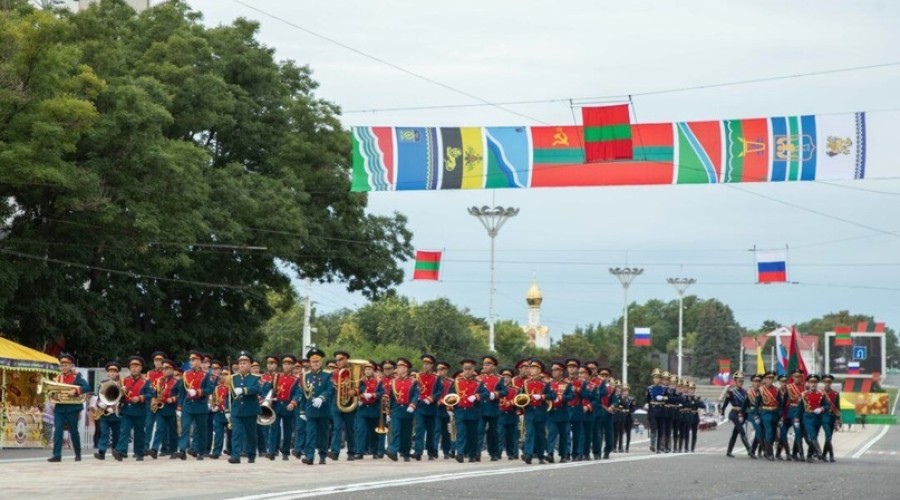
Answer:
[618,383,636,453]
[144,351,166,453]
[645,368,667,454]
[386,357,419,462]
[228,351,262,464]
[266,354,300,460]
[175,350,214,460]
[498,367,519,460]
[329,350,358,461]
[209,367,231,459]
[662,372,678,453]
[742,374,763,459]
[820,374,840,462]
[756,371,784,461]
[546,361,574,463]
[719,371,751,458]
[301,348,334,465]
[686,381,701,453]
[48,353,91,462]
[435,360,454,459]
[521,359,556,464]
[353,359,385,459]
[565,358,584,461]
[450,358,489,463]
[148,359,179,459]
[477,354,508,462]
[782,369,807,461]
[114,356,154,461]
[596,369,617,459]
[413,354,442,460]
[800,373,830,462]
[93,361,122,460]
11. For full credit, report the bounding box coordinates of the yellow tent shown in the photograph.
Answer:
[1,336,60,449]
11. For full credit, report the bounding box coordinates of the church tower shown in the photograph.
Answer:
[522,276,550,350]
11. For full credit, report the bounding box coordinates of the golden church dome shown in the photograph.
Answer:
[526,278,542,306]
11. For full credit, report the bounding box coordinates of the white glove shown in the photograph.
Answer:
[467,395,477,403]
[363,392,373,400]
[489,392,496,400]
[211,406,219,413]
[406,405,415,413]
[98,402,108,410]
[738,416,744,423]
[386,415,391,423]
[188,389,197,397]
[312,397,323,408]
[233,388,244,396]
[655,395,664,401]
[814,407,824,414]
[300,414,307,421]
[643,404,649,410]
[176,410,182,419]
[532,394,542,401]
[447,411,454,417]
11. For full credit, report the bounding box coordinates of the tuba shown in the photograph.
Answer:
[37,375,86,405]
[98,379,123,414]
[336,359,369,414]
[257,373,277,426]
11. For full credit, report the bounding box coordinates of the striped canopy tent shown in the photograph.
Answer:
[1,336,60,449]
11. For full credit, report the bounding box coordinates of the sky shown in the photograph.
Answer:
[182,0,900,340]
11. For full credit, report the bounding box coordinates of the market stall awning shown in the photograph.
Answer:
[0,336,60,372]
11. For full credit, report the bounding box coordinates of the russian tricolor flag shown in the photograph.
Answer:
[634,327,651,346]
[848,361,860,375]
[756,249,788,283]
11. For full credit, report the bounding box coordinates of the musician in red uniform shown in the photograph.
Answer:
[144,351,166,453]
[114,356,154,461]
[546,361,574,463]
[451,359,489,463]
[413,354,442,460]
[353,359,384,459]
[48,353,91,462]
[435,360,454,459]
[329,350,358,461]
[209,368,231,459]
[148,359,179,459]
[565,358,584,461]
[478,355,508,462]
[257,354,278,457]
[265,354,299,460]
[386,358,419,462]
[522,359,556,464]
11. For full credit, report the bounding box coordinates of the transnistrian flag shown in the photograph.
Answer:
[582,104,632,162]
[835,326,852,346]
[412,251,442,281]
[786,325,808,377]
[634,327,651,346]
[847,361,860,375]
[856,320,885,333]
[755,248,787,283]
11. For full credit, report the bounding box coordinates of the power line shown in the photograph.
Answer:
[228,0,550,125]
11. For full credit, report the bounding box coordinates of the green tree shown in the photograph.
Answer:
[692,299,743,379]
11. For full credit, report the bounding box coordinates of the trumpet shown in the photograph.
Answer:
[375,394,389,435]
[441,393,460,407]
[513,392,531,408]
[151,378,166,413]
[258,389,276,426]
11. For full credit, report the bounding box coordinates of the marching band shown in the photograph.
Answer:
[43,350,841,465]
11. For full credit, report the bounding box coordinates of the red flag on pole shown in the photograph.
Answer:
[786,325,808,377]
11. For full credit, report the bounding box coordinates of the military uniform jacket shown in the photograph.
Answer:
[54,371,91,414]
[547,380,574,422]
[387,376,420,420]
[449,376,489,421]
[581,380,608,418]
[96,378,121,422]
[231,373,262,417]
[598,386,619,420]
[357,377,385,418]
[121,375,154,417]
[742,387,760,419]
[414,372,442,416]
[301,370,334,419]
[154,376,179,417]
[477,373,508,418]
[568,379,584,421]
[720,386,748,417]
[264,374,300,416]
[522,378,556,421]
[646,384,668,412]
[179,369,214,414]
[755,385,783,413]
[618,395,636,420]
[436,376,453,418]
[823,390,842,421]
[799,389,831,418]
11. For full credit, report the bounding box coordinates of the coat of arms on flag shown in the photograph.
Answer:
[634,327,651,346]
[755,247,788,283]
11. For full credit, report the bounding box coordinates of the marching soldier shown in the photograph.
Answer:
[413,354,441,460]
[259,354,278,457]
[782,369,806,461]
[565,358,583,461]
[228,351,262,464]
[645,368,667,454]
[435,360,454,459]
[175,350,214,460]
[675,379,689,453]
[202,354,218,456]
[522,359,555,464]
[209,368,230,459]
[354,359,384,459]
[266,354,300,460]
[498,367,519,460]
[719,371,751,458]
[329,350,358,461]
[450,359,489,462]
[756,371,783,461]
[48,353,91,462]
[148,359,179,459]
[685,381,701,453]
[477,354,507,462]
[743,374,763,459]
[800,373,830,462]
[546,361,574,463]
[612,381,624,452]
[300,348,334,465]
[662,372,678,453]
[113,356,154,461]
[618,383,635,453]
[386,357,419,462]
[291,356,309,460]
[575,365,594,460]
[821,374,840,463]
[595,369,617,459]
[144,351,166,453]
[376,359,396,458]
[92,361,122,460]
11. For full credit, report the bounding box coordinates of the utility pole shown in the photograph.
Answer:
[667,277,696,379]
[609,267,643,385]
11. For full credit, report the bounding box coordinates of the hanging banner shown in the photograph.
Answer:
[350,109,894,192]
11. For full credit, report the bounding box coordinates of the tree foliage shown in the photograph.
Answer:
[0,1,412,365]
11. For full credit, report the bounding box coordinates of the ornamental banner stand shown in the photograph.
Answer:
[0,335,61,449]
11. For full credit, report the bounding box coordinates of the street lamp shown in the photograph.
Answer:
[667,277,696,379]
[609,267,643,385]
[469,205,520,352]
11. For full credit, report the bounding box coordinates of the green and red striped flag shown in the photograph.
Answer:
[786,325,808,377]
[413,250,442,281]
[856,320,885,333]
[835,326,852,346]
[582,104,633,162]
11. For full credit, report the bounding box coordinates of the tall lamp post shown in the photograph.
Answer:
[469,205,519,352]
[667,277,696,379]
[609,267,643,385]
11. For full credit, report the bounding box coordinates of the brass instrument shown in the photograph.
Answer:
[336,359,369,414]
[441,393,460,407]
[375,391,389,435]
[151,378,166,413]
[37,375,86,405]
[221,370,233,430]
[98,379,123,414]
[257,373,277,426]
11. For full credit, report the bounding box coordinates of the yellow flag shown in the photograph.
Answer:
[756,343,765,374]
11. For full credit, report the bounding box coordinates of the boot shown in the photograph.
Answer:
[775,441,784,460]
[827,442,836,463]
[691,433,697,452]
[726,433,737,458]
[749,438,758,459]
[766,441,775,461]
[795,439,805,461]
[649,429,656,452]
[740,433,752,456]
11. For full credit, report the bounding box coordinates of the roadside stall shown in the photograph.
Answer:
[0,336,60,449]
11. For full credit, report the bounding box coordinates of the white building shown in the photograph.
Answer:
[522,277,550,350]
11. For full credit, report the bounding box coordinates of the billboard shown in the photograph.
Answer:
[825,332,885,378]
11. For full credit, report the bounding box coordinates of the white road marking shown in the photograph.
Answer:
[227,452,678,500]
